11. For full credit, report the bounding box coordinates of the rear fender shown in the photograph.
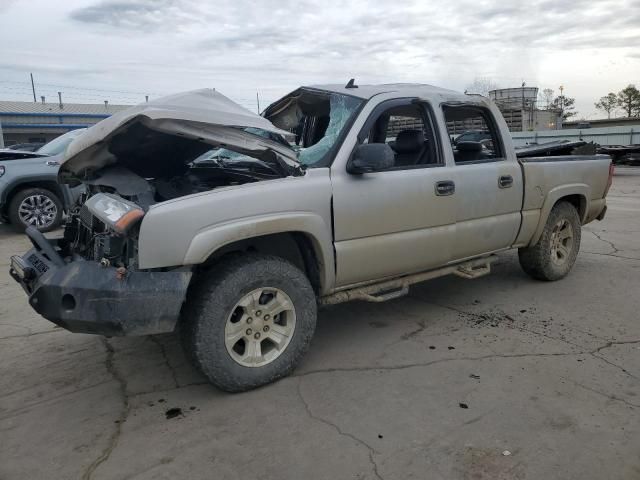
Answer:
[529,184,589,246]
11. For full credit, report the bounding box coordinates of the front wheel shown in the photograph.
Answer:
[181,254,317,392]
[518,201,581,281]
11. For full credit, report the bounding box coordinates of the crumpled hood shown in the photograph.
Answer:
[59,89,298,182]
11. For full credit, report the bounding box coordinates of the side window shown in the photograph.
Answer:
[442,105,503,164]
[360,101,441,169]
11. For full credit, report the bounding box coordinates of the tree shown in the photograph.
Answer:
[616,84,640,117]
[465,77,499,96]
[550,95,577,120]
[541,88,554,109]
[594,93,618,118]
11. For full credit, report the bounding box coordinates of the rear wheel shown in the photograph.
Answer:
[518,201,581,281]
[8,188,63,232]
[181,254,317,392]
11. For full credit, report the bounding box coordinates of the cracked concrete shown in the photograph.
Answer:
[1,168,640,479]
[82,339,131,480]
[297,379,384,480]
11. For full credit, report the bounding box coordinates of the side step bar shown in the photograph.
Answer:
[320,255,497,306]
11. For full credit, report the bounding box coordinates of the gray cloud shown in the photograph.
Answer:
[70,0,192,31]
[1,0,638,116]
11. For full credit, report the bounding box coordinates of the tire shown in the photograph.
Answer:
[181,253,317,392]
[8,187,63,233]
[518,201,581,281]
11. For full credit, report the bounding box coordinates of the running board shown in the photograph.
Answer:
[320,255,497,305]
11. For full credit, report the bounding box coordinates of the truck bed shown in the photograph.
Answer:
[514,154,611,247]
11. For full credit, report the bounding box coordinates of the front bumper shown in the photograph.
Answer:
[10,227,192,336]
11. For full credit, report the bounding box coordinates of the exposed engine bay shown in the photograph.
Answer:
[62,153,291,269]
[56,87,346,270]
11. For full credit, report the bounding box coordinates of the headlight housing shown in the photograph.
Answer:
[85,193,145,234]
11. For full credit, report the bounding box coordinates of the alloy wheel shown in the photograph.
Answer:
[224,287,297,367]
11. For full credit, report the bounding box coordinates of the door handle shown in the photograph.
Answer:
[435,180,455,196]
[45,160,59,166]
[498,175,513,188]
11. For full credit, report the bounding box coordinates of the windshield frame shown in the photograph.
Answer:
[267,88,366,169]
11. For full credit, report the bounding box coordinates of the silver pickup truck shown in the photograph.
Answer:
[10,83,613,391]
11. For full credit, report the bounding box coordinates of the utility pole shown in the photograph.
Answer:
[521,81,527,130]
[256,91,260,114]
[30,73,36,102]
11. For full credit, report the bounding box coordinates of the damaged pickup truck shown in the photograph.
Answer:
[10,83,613,392]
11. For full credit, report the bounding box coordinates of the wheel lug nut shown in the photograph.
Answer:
[246,328,252,335]
[254,332,261,339]
[246,317,252,324]
[263,326,269,332]
[256,310,262,317]
[264,314,270,321]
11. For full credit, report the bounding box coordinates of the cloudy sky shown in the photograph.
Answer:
[0,0,638,118]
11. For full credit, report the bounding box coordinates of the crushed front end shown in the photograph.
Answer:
[9,193,192,336]
[9,88,300,336]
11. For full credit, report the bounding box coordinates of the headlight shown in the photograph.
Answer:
[85,193,145,234]
[0,166,5,177]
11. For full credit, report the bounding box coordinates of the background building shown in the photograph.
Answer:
[489,87,562,132]
[0,99,129,147]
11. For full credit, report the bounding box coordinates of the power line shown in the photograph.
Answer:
[0,79,163,97]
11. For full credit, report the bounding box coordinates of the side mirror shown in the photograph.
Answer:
[347,143,395,174]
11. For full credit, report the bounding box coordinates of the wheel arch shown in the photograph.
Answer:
[168,213,335,295]
[196,231,327,295]
[529,184,589,246]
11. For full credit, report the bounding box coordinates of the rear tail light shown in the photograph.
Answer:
[604,162,614,197]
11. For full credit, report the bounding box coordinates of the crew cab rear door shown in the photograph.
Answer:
[441,104,523,260]
[331,98,456,287]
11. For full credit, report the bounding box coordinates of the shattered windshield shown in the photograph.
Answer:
[297,93,362,167]
[192,91,363,173]
[265,89,363,169]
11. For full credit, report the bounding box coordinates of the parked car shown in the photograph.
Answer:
[0,149,46,161]
[0,129,86,231]
[10,85,612,392]
[6,142,46,152]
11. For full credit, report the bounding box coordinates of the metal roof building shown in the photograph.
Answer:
[0,99,130,146]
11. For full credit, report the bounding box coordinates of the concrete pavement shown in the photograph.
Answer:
[1,168,639,480]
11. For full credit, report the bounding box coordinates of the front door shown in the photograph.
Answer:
[331,98,457,287]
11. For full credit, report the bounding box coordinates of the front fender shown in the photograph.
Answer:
[529,183,589,246]
[183,212,335,290]
[137,169,335,288]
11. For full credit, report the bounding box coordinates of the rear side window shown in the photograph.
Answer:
[442,105,503,164]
